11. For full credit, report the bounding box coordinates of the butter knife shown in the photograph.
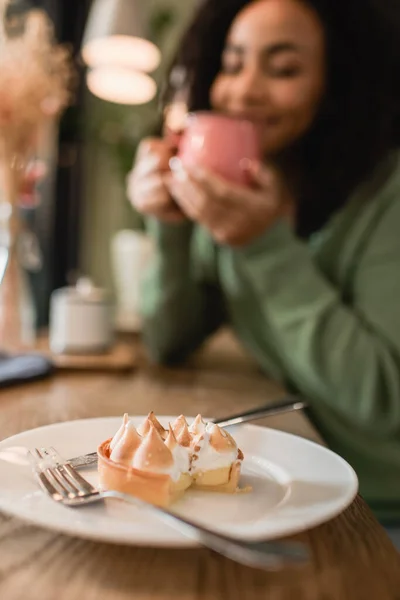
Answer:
[68,395,307,469]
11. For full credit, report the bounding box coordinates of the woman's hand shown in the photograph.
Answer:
[127,138,186,223]
[166,160,292,246]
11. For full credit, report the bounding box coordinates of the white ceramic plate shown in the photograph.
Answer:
[0,417,358,547]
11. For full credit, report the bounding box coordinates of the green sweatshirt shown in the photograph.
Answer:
[141,152,400,523]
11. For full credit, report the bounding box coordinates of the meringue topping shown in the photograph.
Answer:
[189,414,207,437]
[165,424,178,452]
[136,417,151,437]
[166,424,191,474]
[132,423,174,473]
[208,424,238,453]
[110,413,129,451]
[191,423,240,474]
[110,421,141,465]
[137,411,167,439]
[175,421,191,447]
[172,415,188,438]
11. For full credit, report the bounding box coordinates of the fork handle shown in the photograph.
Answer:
[213,396,307,427]
[101,490,308,570]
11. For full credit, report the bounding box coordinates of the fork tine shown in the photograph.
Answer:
[46,447,66,465]
[38,471,61,498]
[34,448,70,499]
[40,447,82,495]
[61,463,96,494]
[28,450,64,500]
[47,447,96,495]
[50,467,78,496]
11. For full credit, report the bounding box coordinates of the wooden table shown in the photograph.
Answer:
[0,331,399,600]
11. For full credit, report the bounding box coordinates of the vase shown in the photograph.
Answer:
[0,200,36,351]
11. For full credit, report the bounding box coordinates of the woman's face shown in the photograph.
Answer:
[210,0,326,157]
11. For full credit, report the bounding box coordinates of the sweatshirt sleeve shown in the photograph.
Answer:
[233,197,400,436]
[140,218,225,364]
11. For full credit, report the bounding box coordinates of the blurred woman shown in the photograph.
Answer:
[127,0,400,526]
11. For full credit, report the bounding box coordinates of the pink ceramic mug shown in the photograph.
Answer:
[176,112,261,185]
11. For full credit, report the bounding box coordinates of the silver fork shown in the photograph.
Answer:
[29,446,308,571]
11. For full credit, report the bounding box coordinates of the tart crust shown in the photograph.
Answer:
[98,439,192,507]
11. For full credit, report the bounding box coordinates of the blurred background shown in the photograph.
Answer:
[22,0,196,330]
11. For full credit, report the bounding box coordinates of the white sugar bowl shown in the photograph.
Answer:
[49,278,114,354]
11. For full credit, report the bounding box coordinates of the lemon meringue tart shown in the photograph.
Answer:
[97,412,245,506]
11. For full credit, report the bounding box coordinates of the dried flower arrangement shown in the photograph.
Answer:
[0,0,75,350]
[0,0,74,205]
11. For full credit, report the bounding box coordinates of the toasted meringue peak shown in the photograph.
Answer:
[172,415,191,444]
[208,424,238,453]
[148,411,168,438]
[189,414,207,436]
[137,412,167,439]
[176,421,191,447]
[172,414,187,433]
[132,423,174,472]
[165,424,178,452]
[190,424,239,475]
[110,413,129,451]
[110,421,142,465]
[137,417,151,438]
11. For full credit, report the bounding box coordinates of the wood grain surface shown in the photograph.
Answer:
[0,331,399,600]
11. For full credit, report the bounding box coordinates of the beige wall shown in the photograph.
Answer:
[80,0,196,294]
